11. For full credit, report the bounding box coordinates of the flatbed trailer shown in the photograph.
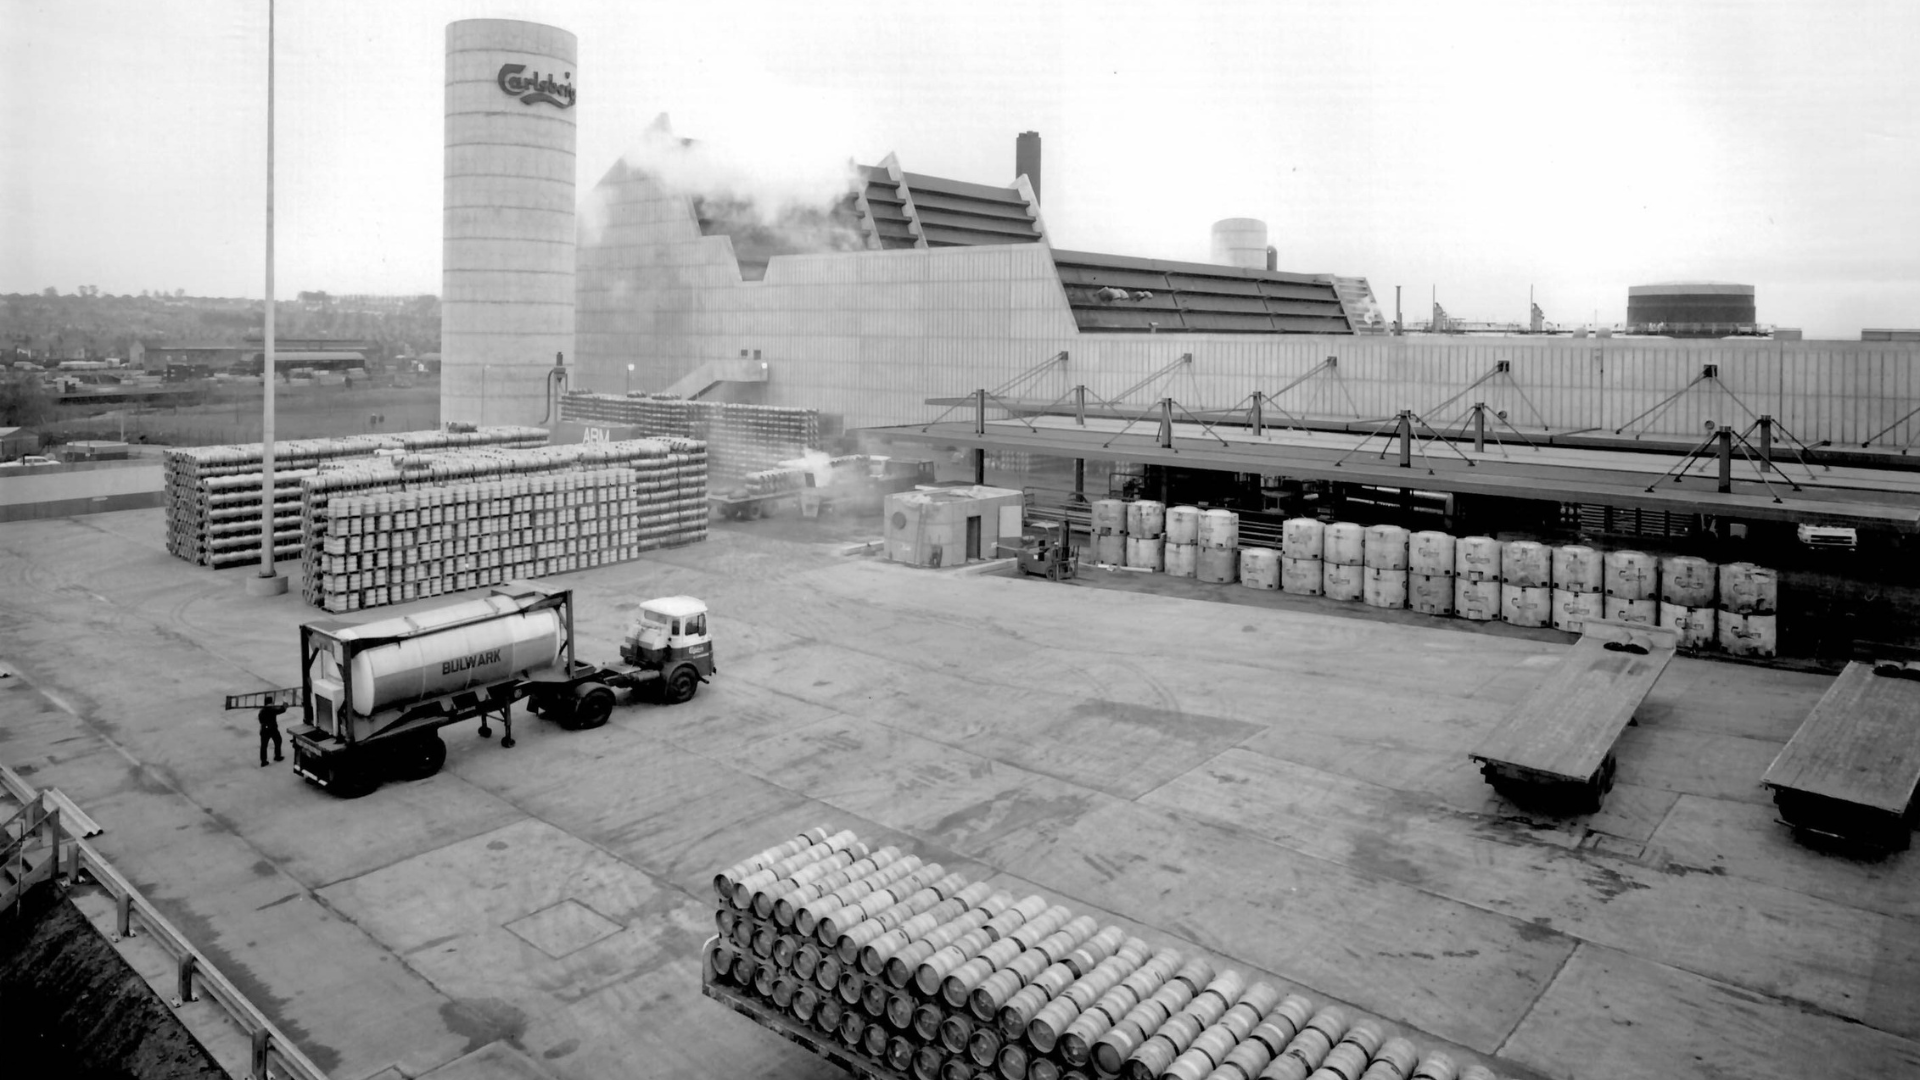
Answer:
[1469,619,1679,813]
[710,489,802,520]
[1762,660,1920,853]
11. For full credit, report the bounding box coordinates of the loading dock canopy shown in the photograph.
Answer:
[865,416,1920,533]
[1052,249,1355,334]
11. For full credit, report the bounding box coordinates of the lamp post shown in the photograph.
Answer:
[246,0,287,596]
[626,362,633,396]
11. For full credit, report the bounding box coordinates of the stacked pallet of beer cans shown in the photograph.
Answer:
[1074,505,1780,655]
[295,438,709,612]
[562,392,694,433]
[1716,562,1779,658]
[706,827,1512,1080]
[559,391,819,485]
[696,401,820,487]
[162,427,548,568]
[744,466,810,497]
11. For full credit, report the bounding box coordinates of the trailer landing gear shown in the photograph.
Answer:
[476,705,516,749]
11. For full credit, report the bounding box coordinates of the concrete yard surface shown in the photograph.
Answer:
[1,508,1916,1079]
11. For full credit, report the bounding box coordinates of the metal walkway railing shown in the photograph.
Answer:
[0,762,329,1080]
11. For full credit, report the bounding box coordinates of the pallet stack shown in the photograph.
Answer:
[706,827,1512,1080]
[559,392,819,485]
[162,427,547,568]
[295,438,709,612]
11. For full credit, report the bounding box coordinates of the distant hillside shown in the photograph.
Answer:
[1,291,440,362]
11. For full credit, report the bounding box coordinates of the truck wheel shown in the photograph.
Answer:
[570,683,615,730]
[390,733,447,781]
[662,666,699,705]
[328,758,380,799]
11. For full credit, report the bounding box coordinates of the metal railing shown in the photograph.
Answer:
[0,764,328,1080]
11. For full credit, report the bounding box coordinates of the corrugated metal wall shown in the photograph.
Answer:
[576,172,1920,447]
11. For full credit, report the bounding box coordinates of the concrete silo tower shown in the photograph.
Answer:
[442,19,577,426]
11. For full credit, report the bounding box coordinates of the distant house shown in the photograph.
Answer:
[0,427,40,460]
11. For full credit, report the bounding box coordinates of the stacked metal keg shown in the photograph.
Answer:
[558,391,819,487]
[162,426,548,568]
[706,827,1516,1080]
[295,438,708,611]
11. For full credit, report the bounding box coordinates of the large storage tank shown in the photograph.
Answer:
[1626,283,1756,336]
[339,596,564,715]
[1210,218,1269,270]
[443,19,579,426]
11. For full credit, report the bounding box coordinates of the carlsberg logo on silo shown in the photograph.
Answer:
[497,64,576,108]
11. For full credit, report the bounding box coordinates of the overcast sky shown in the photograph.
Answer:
[5,0,1916,337]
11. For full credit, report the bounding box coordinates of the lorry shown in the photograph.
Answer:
[230,582,714,798]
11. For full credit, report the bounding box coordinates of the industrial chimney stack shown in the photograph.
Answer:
[1016,131,1042,205]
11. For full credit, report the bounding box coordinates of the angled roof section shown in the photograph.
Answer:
[854,158,1044,250]
[1053,250,1355,334]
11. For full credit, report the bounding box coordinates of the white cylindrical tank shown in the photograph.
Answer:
[1281,556,1323,595]
[1239,547,1279,589]
[1126,500,1166,539]
[1718,611,1778,657]
[1718,562,1779,614]
[1410,531,1456,577]
[1197,546,1238,584]
[1282,517,1325,560]
[443,19,578,426]
[1502,541,1552,587]
[1455,578,1501,621]
[1552,545,1603,593]
[1660,556,1716,607]
[1126,536,1164,572]
[1164,542,1198,578]
[342,597,564,715]
[1362,524,1410,570]
[1502,584,1552,628]
[1410,574,1455,616]
[1604,550,1657,600]
[1456,536,1502,582]
[1165,506,1202,545]
[1323,561,1364,602]
[1091,499,1127,535]
[1364,567,1408,609]
[1605,595,1658,627]
[1093,533,1126,566]
[1551,589,1605,632]
[1323,522,1365,565]
[1210,217,1269,270]
[1660,603,1716,649]
[1198,509,1239,549]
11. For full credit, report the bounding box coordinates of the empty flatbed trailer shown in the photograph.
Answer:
[1762,661,1920,852]
[1469,620,1679,813]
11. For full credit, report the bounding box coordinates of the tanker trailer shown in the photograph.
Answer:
[235,581,714,797]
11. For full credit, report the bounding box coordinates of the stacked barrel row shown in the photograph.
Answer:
[558,392,818,485]
[295,439,708,611]
[162,426,548,567]
[1265,522,1778,657]
[707,827,1514,1080]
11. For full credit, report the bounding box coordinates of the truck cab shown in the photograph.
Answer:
[622,595,715,677]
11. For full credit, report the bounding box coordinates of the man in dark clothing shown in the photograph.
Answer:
[258,704,285,767]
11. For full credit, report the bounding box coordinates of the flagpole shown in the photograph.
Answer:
[249,0,287,595]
